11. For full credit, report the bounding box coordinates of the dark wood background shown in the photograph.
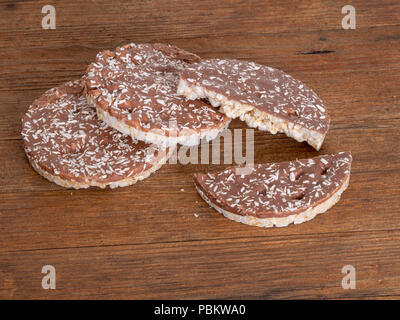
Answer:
[1,0,399,299]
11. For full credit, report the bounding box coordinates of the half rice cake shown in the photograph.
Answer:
[193,152,352,228]
[21,79,173,189]
[178,59,329,150]
[85,43,230,147]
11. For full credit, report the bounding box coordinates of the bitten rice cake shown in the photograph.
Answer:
[21,80,173,189]
[194,152,352,228]
[85,43,230,147]
[178,59,329,150]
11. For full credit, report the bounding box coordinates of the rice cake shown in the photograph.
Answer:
[22,79,172,189]
[193,152,352,227]
[85,43,230,147]
[178,59,329,150]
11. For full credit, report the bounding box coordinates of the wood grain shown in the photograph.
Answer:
[1,231,400,299]
[0,0,399,299]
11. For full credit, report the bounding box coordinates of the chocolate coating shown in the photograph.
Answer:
[85,43,228,137]
[21,80,168,185]
[194,152,352,218]
[181,59,329,134]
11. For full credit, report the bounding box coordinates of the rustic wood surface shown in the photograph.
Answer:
[0,0,399,299]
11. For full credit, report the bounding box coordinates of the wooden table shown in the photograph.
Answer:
[1,0,399,299]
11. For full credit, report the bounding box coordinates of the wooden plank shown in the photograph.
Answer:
[1,230,399,299]
[1,25,399,140]
[2,70,399,140]
[2,24,400,90]
[2,122,399,193]
[1,0,399,52]
[2,24,400,88]
[1,162,399,252]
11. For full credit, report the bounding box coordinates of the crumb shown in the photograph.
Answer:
[194,213,199,218]
[180,188,184,192]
